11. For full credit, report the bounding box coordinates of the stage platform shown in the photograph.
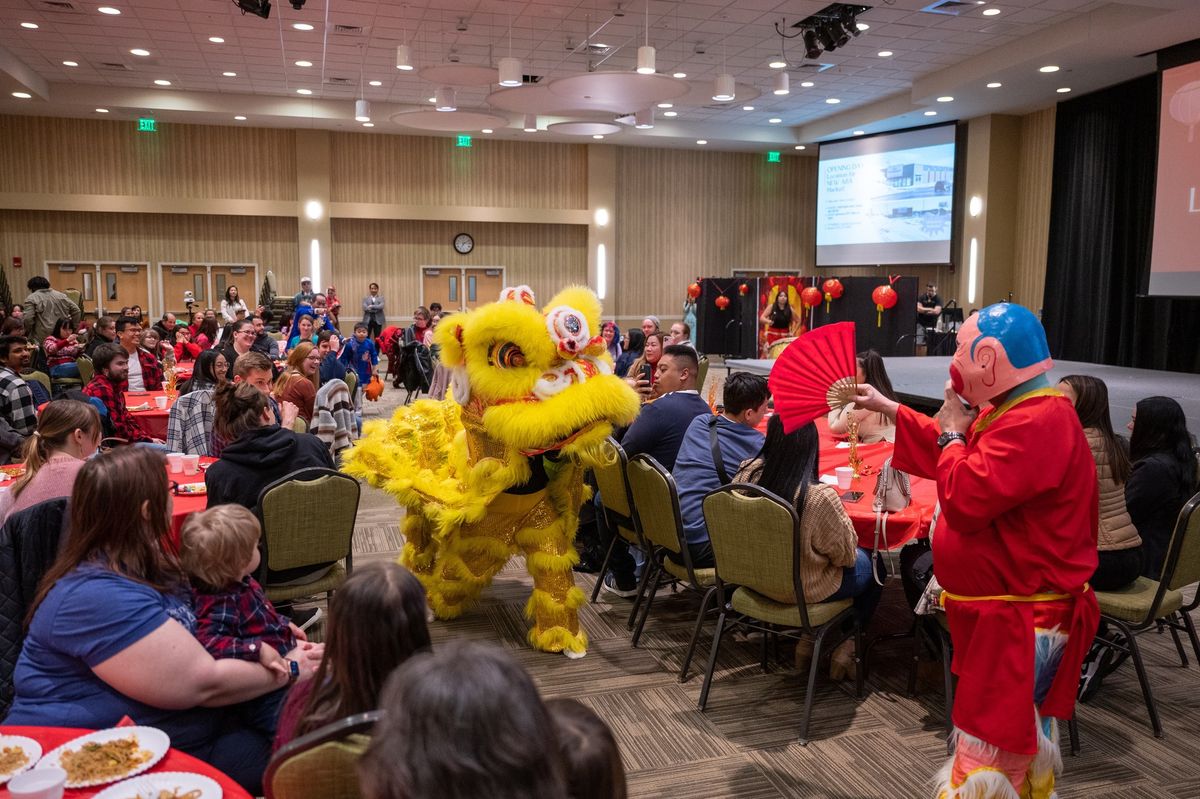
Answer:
[724,356,1200,434]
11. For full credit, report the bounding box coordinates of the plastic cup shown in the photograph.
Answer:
[154,395,168,410]
[835,466,854,490]
[9,767,66,799]
[183,454,200,475]
[166,453,184,474]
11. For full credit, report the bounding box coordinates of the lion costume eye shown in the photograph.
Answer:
[488,342,527,369]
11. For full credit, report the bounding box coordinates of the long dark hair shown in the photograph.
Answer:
[296,563,431,737]
[1130,396,1196,492]
[769,291,793,329]
[198,316,219,342]
[191,349,224,391]
[1062,374,1131,485]
[359,640,567,799]
[28,447,178,624]
[51,318,74,340]
[858,350,897,402]
[744,416,820,518]
[545,698,627,799]
[623,328,645,356]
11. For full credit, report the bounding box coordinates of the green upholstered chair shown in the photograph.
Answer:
[588,438,648,611]
[265,710,380,799]
[624,454,716,676]
[49,356,91,394]
[22,370,50,397]
[700,483,863,745]
[255,467,360,605]
[343,370,358,398]
[1089,490,1200,738]
[696,356,709,392]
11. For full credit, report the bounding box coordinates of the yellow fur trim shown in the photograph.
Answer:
[530,625,588,654]
[526,550,580,573]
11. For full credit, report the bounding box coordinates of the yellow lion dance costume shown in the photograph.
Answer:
[343,285,640,657]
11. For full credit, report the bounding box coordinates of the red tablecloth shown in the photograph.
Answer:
[0,726,250,799]
[125,391,175,442]
[757,414,937,550]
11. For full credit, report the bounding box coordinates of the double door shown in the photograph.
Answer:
[46,262,151,319]
[159,264,257,318]
[421,267,505,313]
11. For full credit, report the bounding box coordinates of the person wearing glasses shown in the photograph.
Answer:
[219,320,259,382]
[273,342,321,427]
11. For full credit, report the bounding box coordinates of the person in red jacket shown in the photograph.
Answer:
[855,303,1099,799]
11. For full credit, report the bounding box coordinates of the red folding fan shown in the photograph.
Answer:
[768,322,858,433]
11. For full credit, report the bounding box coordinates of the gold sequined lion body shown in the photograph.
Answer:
[343,285,640,657]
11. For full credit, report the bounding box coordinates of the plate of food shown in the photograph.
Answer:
[0,736,41,785]
[93,771,222,799]
[37,726,169,788]
[129,403,153,412]
[0,464,26,478]
[173,483,207,496]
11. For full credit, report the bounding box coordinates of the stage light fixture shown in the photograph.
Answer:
[290,0,305,9]
[234,0,271,20]
[816,24,837,52]
[802,29,822,60]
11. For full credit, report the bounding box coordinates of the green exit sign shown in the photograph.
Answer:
[766,151,781,163]
[456,134,472,148]
[138,117,157,132]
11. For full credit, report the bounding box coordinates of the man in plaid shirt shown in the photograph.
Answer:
[0,335,38,443]
[83,343,159,443]
[115,316,162,392]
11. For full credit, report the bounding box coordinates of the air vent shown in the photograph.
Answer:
[324,77,353,85]
[921,0,975,15]
[331,24,365,35]
[584,43,611,55]
[522,74,543,84]
[40,1,78,11]
[98,62,132,71]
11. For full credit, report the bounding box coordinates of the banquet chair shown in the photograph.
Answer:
[49,356,90,395]
[255,467,360,605]
[1088,490,1200,738]
[624,455,716,673]
[588,438,648,608]
[700,483,863,746]
[21,370,50,398]
[265,710,381,799]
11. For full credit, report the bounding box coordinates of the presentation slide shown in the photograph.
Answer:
[816,124,956,267]
[1149,60,1200,297]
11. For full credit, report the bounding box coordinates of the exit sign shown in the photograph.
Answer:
[766,151,781,163]
[456,134,472,148]
[138,117,157,132]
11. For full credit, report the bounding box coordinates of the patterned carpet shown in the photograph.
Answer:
[340,372,1200,799]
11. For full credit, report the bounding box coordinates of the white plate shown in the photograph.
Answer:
[37,726,170,788]
[0,735,41,785]
[93,771,222,799]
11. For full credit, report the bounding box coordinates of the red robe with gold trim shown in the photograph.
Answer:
[893,394,1100,755]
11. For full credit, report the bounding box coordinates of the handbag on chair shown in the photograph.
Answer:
[870,457,912,585]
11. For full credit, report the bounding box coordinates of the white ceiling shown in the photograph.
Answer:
[0,0,1198,150]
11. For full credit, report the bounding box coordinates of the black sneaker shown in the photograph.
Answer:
[602,572,639,599]
[288,607,323,630]
[1079,646,1114,703]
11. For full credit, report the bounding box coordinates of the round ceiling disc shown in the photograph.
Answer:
[672,79,762,107]
[487,84,621,115]
[545,121,623,136]
[418,64,499,87]
[389,109,510,132]
[546,72,690,112]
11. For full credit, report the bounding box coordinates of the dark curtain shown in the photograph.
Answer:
[1043,74,1200,374]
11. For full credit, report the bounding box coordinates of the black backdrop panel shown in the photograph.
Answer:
[807,276,919,357]
[696,277,758,358]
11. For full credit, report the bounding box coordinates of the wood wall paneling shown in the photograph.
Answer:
[0,116,297,201]
[330,218,587,321]
[1012,106,1057,313]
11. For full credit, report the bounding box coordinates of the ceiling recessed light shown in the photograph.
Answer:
[368,80,382,86]
[657,102,672,108]
[293,22,314,31]
[20,22,38,30]
[794,145,806,150]
[924,110,937,116]
[742,105,755,111]
[222,71,236,77]
[768,117,782,124]
[878,50,893,57]
[1057,87,1071,93]
[154,79,171,86]
[1040,65,1060,73]
[96,108,109,113]
[801,81,814,88]
[592,134,604,139]
[982,7,1001,15]
[663,110,677,117]
[130,48,151,57]
[696,139,707,145]
[825,98,840,104]
[768,58,786,69]
[297,88,312,95]
[482,128,493,133]
[11,92,32,99]
[295,60,312,67]
[673,71,686,79]
[234,115,247,120]
[986,81,1002,88]
[853,130,865,135]
[209,36,224,44]
[362,122,374,127]
[62,60,78,67]
[937,96,953,102]
[98,6,120,14]
[856,22,870,31]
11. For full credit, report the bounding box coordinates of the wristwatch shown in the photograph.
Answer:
[937,431,967,448]
[287,659,300,682]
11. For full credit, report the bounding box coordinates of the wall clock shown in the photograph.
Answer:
[453,232,474,255]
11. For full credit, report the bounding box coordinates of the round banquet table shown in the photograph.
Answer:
[125,390,176,442]
[757,415,937,551]
[0,725,251,799]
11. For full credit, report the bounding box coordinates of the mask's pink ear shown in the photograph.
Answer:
[436,321,466,368]
[976,344,998,389]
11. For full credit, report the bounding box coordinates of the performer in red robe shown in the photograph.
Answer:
[856,303,1099,798]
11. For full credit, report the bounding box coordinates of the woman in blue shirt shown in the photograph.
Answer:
[286,314,318,353]
[6,447,323,794]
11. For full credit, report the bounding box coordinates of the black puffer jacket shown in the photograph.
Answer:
[204,425,334,512]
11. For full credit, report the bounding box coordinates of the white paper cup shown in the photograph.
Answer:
[9,767,66,799]
[835,466,854,490]
[166,453,184,473]
[154,395,168,410]
[183,454,200,475]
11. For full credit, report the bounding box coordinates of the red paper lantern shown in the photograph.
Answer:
[800,286,822,308]
[871,284,898,327]
[738,283,750,296]
[715,295,731,311]
[687,282,702,300]
[821,278,844,313]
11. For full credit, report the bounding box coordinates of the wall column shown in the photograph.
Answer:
[295,130,332,296]
[959,115,1022,311]
[587,145,617,317]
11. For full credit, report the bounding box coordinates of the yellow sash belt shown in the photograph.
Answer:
[939,584,1089,607]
